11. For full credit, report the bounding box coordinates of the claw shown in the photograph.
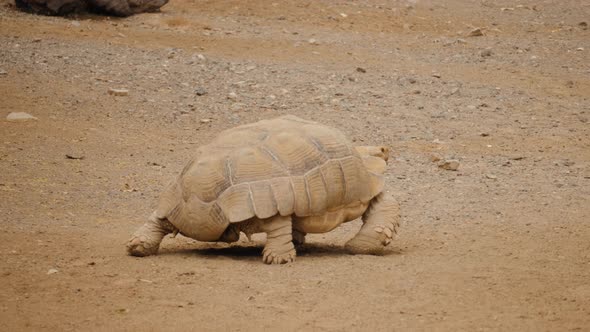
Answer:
[261,247,296,264]
[384,228,393,238]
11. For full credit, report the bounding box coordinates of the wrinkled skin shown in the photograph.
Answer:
[15,0,168,16]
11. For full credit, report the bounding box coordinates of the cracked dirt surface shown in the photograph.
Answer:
[0,0,589,330]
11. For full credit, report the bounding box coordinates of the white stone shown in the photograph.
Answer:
[6,112,37,122]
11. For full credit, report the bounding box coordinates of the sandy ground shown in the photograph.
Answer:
[0,0,589,330]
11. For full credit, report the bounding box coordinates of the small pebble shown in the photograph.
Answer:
[47,268,59,275]
[429,155,441,163]
[108,88,129,96]
[356,67,367,73]
[195,88,208,96]
[227,92,238,100]
[65,154,85,160]
[480,49,493,57]
[6,112,37,122]
[468,28,484,37]
[0,69,7,75]
[200,118,211,123]
[439,160,460,171]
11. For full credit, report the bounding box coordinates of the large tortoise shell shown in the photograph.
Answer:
[155,115,384,241]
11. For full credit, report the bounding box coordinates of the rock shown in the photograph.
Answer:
[71,21,81,27]
[195,88,208,96]
[480,132,490,137]
[439,160,460,171]
[432,73,441,78]
[579,22,588,30]
[6,112,37,122]
[480,49,493,57]
[65,154,85,160]
[356,67,367,73]
[0,69,6,75]
[108,88,129,96]
[227,92,238,101]
[47,268,59,275]
[467,28,484,37]
[200,118,211,123]
[563,160,575,167]
[308,38,319,45]
[485,174,497,179]
[576,47,584,51]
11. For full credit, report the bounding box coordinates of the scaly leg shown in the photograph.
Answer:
[292,229,306,246]
[127,212,177,256]
[345,193,400,255]
[218,223,241,243]
[261,215,296,264]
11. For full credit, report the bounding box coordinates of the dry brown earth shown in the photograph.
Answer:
[0,0,589,330]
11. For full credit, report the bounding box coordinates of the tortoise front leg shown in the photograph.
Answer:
[261,215,296,264]
[345,193,400,255]
[127,212,177,256]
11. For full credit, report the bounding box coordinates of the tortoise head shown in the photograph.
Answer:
[354,146,390,162]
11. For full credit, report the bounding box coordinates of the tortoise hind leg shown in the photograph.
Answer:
[345,193,400,255]
[292,229,306,246]
[127,212,177,257]
[261,215,296,264]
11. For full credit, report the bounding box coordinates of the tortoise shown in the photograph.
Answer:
[127,115,400,264]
